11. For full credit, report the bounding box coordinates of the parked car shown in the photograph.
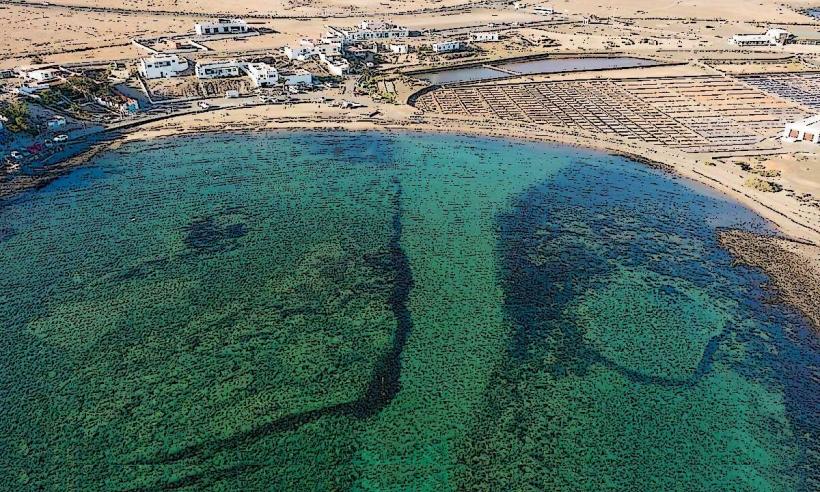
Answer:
[53,134,69,143]
[198,101,210,110]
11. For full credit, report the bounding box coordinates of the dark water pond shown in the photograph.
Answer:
[416,56,660,84]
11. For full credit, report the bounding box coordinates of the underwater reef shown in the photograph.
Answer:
[0,132,817,491]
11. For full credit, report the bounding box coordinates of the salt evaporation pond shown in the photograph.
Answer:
[415,65,511,85]
[1,131,818,490]
[416,56,659,84]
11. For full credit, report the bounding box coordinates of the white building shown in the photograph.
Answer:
[23,67,63,83]
[195,60,242,79]
[470,32,499,42]
[291,39,349,76]
[284,42,314,61]
[730,28,790,47]
[318,52,349,76]
[315,42,342,57]
[285,39,341,61]
[324,58,349,76]
[432,40,464,53]
[325,20,409,45]
[95,94,139,113]
[246,63,279,87]
[138,54,189,79]
[389,43,408,54]
[195,18,248,36]
[783,115,820,144]
[533,6,556,15]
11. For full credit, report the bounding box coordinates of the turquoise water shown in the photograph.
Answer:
[0,131,817,490]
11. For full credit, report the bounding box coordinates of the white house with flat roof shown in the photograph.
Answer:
[138,54,189,79]
[285,39,342,61]
[195,18,248,36]
[285,42,314,62]
[246,63,279,87]
[325,20,408,45]
[47,116,67,130]
[195,60,242,79]
[432,40,465,53]
[783,115,820,144]
[318,52,349,76]
[23,67,63,83]
[730,28,790,47]
[471,32,499,42]
[315,42,342,57]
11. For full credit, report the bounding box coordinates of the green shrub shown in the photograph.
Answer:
[744,176,781,192]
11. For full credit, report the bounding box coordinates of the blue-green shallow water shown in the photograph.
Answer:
[0,131,817,491]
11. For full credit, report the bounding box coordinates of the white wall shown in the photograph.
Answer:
[138,56,188,79]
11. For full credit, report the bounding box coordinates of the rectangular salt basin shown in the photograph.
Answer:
[416,66,510,85]
[417,57,661,85]
[495,56,660,75]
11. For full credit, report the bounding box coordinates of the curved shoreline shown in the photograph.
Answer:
[4,109,819,245]
[3,106,819,332]
[113,109,820,243]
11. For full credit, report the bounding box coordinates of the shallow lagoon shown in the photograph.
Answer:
[0,131,818,490]
[416,56,659,84]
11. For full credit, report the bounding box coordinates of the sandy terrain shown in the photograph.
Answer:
[27,0,479,17]
[720,150,820,196]
[766,151,820,193]
[2,0,817,68]
[13,0,819,22]
[0,4,187,68]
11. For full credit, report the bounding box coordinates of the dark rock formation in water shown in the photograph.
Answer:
[133,181,414,486]
[719,229,820,331]
[184,215,248,254]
